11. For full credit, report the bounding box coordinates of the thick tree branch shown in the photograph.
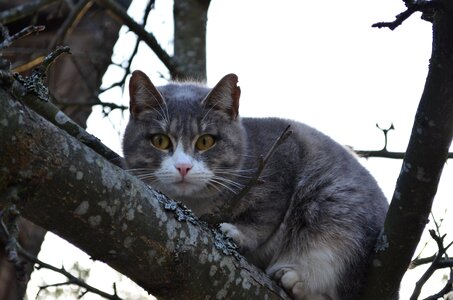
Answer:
[361,2,453,298]
[0,86,289,299]
[9,70,124,168]
[173,0,211,80]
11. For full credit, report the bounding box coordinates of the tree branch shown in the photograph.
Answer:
[9,63,124,168]
[361,2,453,298]
[422,268,453,300]
[411,230,452,300]
[95,0,181,78]
[372,0,439,30]
[0,85,289,299]
[48,0,93,50]
[355,149,453,159]
[201,125,292,224]
[0,25,45,50]
[0,0,59,25]
[100,0,154,94]
[0,208,123,300]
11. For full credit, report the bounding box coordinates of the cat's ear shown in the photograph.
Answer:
[202,74,241,120]
[129,70,165,119]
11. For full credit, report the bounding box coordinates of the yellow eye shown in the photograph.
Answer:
[195,134,216,151]
[150,134,171,150]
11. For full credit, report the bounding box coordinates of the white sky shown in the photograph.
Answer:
[27,0,453,299]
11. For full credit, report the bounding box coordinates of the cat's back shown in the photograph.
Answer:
[241,117,358,168]
[241,116,388,217]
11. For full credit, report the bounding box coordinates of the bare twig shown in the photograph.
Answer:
[423,268,453,300]
[353,123,453,159]
[100,0,155,93]
[230,125,292,203]
[48,0,93,50]
[0,0,59,25]
[376,123,395,151]
[410,230,453,300]
[40,46,71,75]
[202,125,292,224]
[0,210,123,300]
[0,25,45,50]
[95,0,180,78]
[57,100,128,113]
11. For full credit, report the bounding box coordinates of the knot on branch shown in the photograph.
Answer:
[13,46,70,102]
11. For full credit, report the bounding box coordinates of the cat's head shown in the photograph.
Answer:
[123,71,246,203]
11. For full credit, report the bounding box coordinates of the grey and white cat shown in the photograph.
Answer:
[123,70,390,300]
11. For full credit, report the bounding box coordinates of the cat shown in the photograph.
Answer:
[122,70,390,300]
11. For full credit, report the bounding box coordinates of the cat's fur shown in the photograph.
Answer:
[123,71,390,300]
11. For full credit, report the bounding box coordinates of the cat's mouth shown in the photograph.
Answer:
[173,178,197,189]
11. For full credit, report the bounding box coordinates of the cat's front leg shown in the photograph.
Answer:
[219,223,258,251]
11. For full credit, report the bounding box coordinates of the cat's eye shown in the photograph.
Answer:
[150,134,172,150]
[195,134,216,151]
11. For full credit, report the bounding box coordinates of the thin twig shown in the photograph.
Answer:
[57,100,128,112]
[0,0,59,25]
[48,0,93,50]
[95,0,180,78]
[202,125,292,224]
[39,46,71,75]
[230,124,292,204]
[422,268,453,300]
[0,25,45,50]
[0,211,123,300]
[410,254,437,269]
[100,0,155,93]
[410,230,452,300]
[353,123,453,159]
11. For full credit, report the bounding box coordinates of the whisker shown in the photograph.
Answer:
[212,175,244,189]
[207,182,223,193]
[209,178,238,194]
[214,172,252,180]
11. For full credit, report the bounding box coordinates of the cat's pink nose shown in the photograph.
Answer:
[176,164,192,177]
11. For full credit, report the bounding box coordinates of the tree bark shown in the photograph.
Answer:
[362,2,453,299]
[0,85,288,299]
[173,0,210,81]
[0,1,130,298]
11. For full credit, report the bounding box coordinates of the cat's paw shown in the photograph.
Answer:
[273,267,328,300]
[219,223,246,248]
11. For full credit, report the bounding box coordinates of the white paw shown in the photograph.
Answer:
[272,267,328,300]
[219,223,245,248]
